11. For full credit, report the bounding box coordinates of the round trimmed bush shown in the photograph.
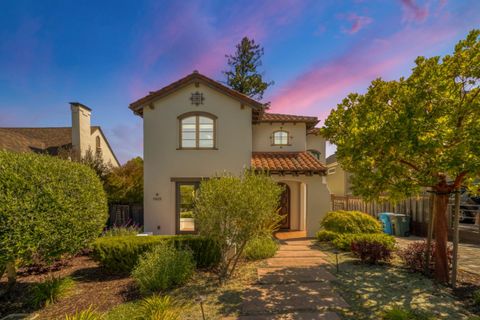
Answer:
[316,230,339,242]
[132,243,195,294]
[243,236,279,260]
[0,151,108,281]
[320,210,382,234]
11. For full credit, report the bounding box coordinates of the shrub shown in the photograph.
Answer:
[383,307,435,320]
[92,235,219,273]
[316,230,339,242]
[137,295,179,320]
[65,306,104,320]
[104,157,143,204]
[132,243,194,293]
[32,276,75,307]
[320,210,382,234]
[0,151,107,285]
[472,289,480,306]
[244,236,279,260]
[180,211,194,219]
[333,233,395,252]
[351,234,395,264]
[102,225,140,237]
[195,170,283,280]
[398,241,452,274]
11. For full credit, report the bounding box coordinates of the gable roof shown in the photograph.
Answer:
[257,112,319,129]
[0,127,120,166]
[251,152,326,175]
[326,153,337,165]
[129,71,266,116]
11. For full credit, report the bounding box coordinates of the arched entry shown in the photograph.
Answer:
[278,183,290,229]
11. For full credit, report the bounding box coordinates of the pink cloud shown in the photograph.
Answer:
[342,13,373,34]
[400,0,429,22]
[268,18,463,119]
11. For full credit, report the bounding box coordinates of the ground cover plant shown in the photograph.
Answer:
[243,236,279,261]
[0,151,108,286]
[398,240,453,274]
[32,276,75,307]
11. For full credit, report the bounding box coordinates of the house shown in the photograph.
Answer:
[325,153,352,196]
[129,71,331,237]
[0,102,120,167]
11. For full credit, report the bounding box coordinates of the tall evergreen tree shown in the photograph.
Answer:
[223,37,273,100]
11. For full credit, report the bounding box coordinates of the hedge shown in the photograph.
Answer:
[332,233,395,251]
[91,235,220,272]
[0,151,107,267]
[320,210,382,234]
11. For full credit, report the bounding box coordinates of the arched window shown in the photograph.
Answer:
[95,136,101,155]
[272,130,289,146]
[178,112,217,149]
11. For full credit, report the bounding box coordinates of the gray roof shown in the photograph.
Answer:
[326,153,337,165]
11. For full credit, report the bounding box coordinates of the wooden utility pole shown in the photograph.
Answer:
[451,189,461,287]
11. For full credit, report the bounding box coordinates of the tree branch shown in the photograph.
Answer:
[453,171,468,189]
[398,159,421,172]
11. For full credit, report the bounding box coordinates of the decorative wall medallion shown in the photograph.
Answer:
[190,92,204,106]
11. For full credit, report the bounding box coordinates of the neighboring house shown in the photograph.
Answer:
[0,102,120,167]
[129,71,331,237]
[325,153,352,196]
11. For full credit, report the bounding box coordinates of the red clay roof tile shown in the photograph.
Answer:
[251,152,326,174]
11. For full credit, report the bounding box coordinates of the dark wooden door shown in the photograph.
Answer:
[278,183,290,229]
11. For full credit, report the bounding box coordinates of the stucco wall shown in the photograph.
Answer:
[143,83,253,234]
[89,129,120,167]
[326,164,347,195]
[306,133,326,164]
[252,123,306,152]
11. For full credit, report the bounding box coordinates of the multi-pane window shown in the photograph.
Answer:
[176,182,199,233]
[179,113,216,149]
[272,130,289,146]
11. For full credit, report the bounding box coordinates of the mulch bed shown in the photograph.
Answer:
[0,255,140,319]
[451,270,480,315]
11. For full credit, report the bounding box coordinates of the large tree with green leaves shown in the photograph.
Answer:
[322,30,480,283]
[223,37,273,100]
[104,157,143,204]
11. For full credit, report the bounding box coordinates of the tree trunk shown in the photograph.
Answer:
[451,189,460,287]
[434,192,450,283]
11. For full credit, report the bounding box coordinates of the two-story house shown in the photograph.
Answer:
[129,71,331,237]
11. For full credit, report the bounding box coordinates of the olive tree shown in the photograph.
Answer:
[194,170,283,281]
[323,30,480,283]
[0,151,108,286]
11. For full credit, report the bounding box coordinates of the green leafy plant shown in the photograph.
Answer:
[132,243,194,294]
[137,295,180,320]
[102,225,140,237]
[0,151,108,286]
[180,211,194,219]
[323,29,480,283]
[316,230,340,242]
[320,210,382,234]
[333,233,395,252]
[472,289,480,306]
[383,306,435,320]
[243,236,279,260]
[104,157,143,204]
[195,170,283,280]
[92,235,219,273]
[65,306,104,320]
[32,276,75,307]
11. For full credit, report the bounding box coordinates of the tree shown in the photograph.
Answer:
[194,170,283,281]
[322,30,480,283]
[104,157,143,204]
[0,151,107,286]
[57,147,112,183]
[223,37,273,100]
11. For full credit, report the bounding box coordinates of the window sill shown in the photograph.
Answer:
[271,144,292,147]
[176,147,218,150]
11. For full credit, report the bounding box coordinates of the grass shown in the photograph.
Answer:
[32,276,75,307]
[316,242,475,319]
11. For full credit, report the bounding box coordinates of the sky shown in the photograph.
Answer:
[1,0,479,163]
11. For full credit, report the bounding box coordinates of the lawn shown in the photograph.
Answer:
[317,242,480,320]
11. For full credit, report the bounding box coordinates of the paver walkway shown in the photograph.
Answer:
[395,236,480,276]
[239,240,348,320]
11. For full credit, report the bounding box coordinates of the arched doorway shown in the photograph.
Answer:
[278,183,290,229]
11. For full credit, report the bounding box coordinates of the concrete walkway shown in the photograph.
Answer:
[395,236,480,276]
[239,240,348,320]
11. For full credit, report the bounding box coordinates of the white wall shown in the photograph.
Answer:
[143,83,253,234]
[252,122,306,152]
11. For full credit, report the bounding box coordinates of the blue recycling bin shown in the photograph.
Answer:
[378,212,395,235]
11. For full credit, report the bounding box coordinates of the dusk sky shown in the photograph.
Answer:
[1,0,479,163]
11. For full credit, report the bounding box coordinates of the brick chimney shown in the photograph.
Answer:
[70,102,92,158]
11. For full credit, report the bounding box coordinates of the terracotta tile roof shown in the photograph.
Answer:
[258,113,319,129]
[251,152,326,174]
[129,71,266,116]
[307,127,321,135]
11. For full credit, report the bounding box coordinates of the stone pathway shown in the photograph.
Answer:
[395,236,480,276]
[239,240,348,320]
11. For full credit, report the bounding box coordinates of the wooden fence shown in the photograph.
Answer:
[331,194,480,244]
[108,204,143,227]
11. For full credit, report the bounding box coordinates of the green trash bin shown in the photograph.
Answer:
[391,214,410,237]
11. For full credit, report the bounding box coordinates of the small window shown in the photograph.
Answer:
[308,149,321,160]
[272,130,289,146]
[179,112,216,149]
[328,167,336,175]
[95,136,101,156]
